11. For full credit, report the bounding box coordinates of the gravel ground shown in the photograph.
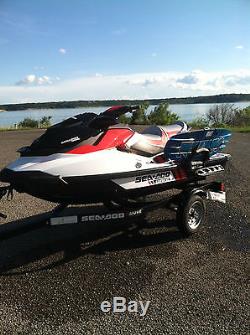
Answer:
[0,130,249,335]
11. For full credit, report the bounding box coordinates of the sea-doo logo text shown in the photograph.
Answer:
[61,136,80,144]
[81,213,125,222]
[129,209,142,216]
[135,172,174,185]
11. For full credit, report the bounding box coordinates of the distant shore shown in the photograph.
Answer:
[0,93,249,112]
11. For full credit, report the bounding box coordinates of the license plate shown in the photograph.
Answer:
[207,191,226,203]
[49,215,78,225]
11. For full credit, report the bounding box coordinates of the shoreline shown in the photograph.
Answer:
[0,99,249,114]
[1,93,250,112]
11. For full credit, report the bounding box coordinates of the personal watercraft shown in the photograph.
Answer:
[0,106,231,206]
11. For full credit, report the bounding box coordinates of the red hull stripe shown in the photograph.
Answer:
[105,106,124,113]
[166,130,179,137]
[68,128,134,154]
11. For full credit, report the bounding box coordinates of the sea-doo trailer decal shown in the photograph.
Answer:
[49,208,143,225]
[112,171,175,190]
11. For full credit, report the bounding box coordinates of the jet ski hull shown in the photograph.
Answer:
[0,165,188,203]
[0,167,117,203]
[0,151,230,204]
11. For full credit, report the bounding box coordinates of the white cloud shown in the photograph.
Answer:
[16,74,53,86]
[235,45,244,49]
[126,76,163,87]
[1,69,250,104]
[177,73,199,85]
[59,48,66,54]
[223,74,250,87]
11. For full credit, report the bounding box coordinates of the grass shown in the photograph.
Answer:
[0,127,47,132]
[228,126,250,133]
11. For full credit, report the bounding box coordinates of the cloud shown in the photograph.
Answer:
[126,76,162,87]
[1,69,250,104]
[177,73,199,85]
[223,74,250,87]
[16,74,53,86]
[235,45,244,49]
[59,48,66,54]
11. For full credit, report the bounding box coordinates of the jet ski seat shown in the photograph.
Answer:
[123,126,166,156]
[124,122,189,156]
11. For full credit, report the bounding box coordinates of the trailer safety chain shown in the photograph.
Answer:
[7,187,14,200]
[0,186,13,201]
[0,186,14,219]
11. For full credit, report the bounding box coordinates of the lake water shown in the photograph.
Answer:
[0,101,249,127]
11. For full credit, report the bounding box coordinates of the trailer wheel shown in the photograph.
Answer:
[176,194,206,237]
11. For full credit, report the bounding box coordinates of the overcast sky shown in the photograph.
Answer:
[0,0,249,104]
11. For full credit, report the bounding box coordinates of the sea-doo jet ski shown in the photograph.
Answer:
[0,106,231,205]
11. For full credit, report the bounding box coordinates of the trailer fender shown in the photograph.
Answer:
[182,188,207,199]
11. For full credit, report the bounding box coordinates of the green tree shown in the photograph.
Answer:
[130,102,149,125]
[18,118,39,128]
[232,106,250,126]
[189,117,209,129]
[148,103,179,125]
[39,116,52,128]
[203,104,250,127]
[119,114,131,124]
[206,103,239,127]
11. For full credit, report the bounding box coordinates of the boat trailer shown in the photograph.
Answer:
[0,181,226,241]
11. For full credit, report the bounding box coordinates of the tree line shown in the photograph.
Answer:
[0,93,249,111]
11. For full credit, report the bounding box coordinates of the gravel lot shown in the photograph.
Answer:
[0,130,249,335]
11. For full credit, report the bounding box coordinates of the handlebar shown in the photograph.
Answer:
[90,105,141,129]
[102,105,140,117]
[130,105,140,113]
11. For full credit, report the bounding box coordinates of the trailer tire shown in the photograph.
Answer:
[176,194,206,237]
